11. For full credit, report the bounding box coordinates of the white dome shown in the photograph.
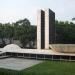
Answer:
[3,44,21,51]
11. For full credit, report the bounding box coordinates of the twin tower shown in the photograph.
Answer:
[37,9,55,50]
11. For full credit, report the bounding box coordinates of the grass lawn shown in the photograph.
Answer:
[0,60,75,75]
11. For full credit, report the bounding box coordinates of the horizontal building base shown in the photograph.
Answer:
[4,52,75,61]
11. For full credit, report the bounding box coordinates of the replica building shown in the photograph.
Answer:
[0,8,75,61]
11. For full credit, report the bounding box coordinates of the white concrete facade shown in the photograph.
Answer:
[37,10,41,49]
[37,9,55,50]
[45,9,49,49]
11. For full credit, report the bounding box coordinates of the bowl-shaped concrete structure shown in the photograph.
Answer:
[50,44,75,53]
[3,44,21,52]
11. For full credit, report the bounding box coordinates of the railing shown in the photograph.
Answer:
[5,52,75,61]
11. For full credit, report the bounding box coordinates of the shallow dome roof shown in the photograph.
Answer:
[3,44,21,51]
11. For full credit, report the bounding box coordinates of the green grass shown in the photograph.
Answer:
[0,61,75,75]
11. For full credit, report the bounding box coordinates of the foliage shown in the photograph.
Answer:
[14,19,36,48]
[55,20,75,43]
[0,19,75,47]
[0,18,36,48]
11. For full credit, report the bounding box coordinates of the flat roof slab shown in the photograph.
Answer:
[0,58,42,70]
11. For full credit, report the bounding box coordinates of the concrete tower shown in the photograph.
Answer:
[37,10,45,49]
[37,9,55,50]
[45,9,55,49]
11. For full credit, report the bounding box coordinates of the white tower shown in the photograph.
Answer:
[37,9,55,50]
[45,9,55,49]
[37,10,45,49]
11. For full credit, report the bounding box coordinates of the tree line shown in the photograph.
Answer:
[55,20,75,43]
[0,18,36,48]
[0,18,75,48]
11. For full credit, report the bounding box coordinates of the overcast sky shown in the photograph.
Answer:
[0,0,75,24]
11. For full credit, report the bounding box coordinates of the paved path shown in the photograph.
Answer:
[0,58,42,70]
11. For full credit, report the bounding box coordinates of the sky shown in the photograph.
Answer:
[0,0,75,25]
